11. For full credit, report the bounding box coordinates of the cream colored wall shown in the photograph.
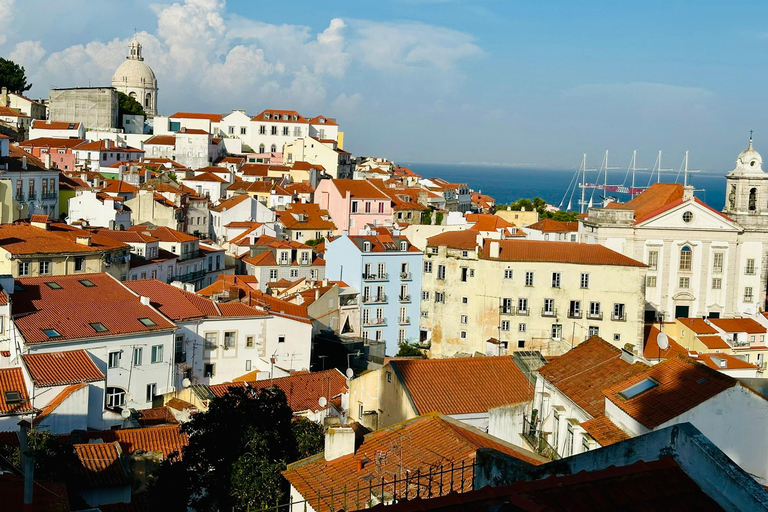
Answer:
[496,210,538,227]
[420,247,646,358]
[0,248,125,279]
[348,365,418,429]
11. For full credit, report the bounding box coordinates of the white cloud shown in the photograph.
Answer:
[10,40,46,68]
[332,92,363,113]
[0,0,15,45]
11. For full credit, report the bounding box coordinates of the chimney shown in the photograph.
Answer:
[43,152,51,170]
[314,289,320,300]
[104,139,111,149]
[75,235,92,246]
[31,215,49,230]
[682,185,695,202]
[620,348,636,364]
[324,426,356,461]
[489,240,500,259]
[140,296,151,305]
[18,420,34,505]
[21,156,27,170]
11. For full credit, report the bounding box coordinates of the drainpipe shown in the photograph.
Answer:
[18,419,33,505]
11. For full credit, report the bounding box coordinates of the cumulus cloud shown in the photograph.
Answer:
[10,40,46,68]
[0,0,14,45]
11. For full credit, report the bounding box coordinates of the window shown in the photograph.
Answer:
[269,269,278,280]
[713,253,723,273]
[618,378,659,399]
[745,287,754,302]
[504,269,513,279]
[679,277,690,289]
[543,298,555,314]
[44,281,62,290]
[588,326,599,337]
[462,296,468,304]
[580,273,589,289]
[151,345,163,363]
[424,261,433,273]
[646,276,657,288]
[588,301,601,318]
[379,202,385,213]
[552,410,560,450]
[682,211,693,223]
[365,202,371,213]
[43,328,61,338]
[133,347,143,366]
[351,201,359,213]
[204,363,215,378]
[290,269,298,278]
[712,278,722,290]
[461,315,468,324]
[518,298,528,313]
[146,383,157,403]
[501,298,513,314]
[437,265,446,280]
[386,371,392,383]
[90,322,108,333]
[647,250,659,271]
[240,127,247,135]
[18,261,29,276]
[422,291,430,301]
[106,387,126,408]
[108,351,120,368]
[614,333,621,342]
[224,331,236,348]
[551,324,562,340]
[283,126,289,136]
[612,303,625,321]
[4,391,21,404]
[679,246,692,271]
[746,259,756,275]
[429,247,438,255]
[501,320,510,331]
[246,336,254,348]
[565,425,574,457]
[139,317,156,327]
[375,330,383,341]
[278,335,285,344]
[519,323,526,332]
[435,292,444,303]
[39,260,51,275]
[460,331,467,339]
[551,272,561,288]
[461,268,468,282]
[525,271,534,286]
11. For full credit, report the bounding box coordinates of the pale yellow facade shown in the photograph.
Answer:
[495,210,539,227]
[420,246,646,358]
[347,364,417,431]
[0,247,129,280]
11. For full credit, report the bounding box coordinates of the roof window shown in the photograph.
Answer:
[618,378,658,400]
[90,322,108,333]
[79,279,96,287]
[139,317,157,327]
[43,328,62,338]
[4,391,21,404]
[44,282,63,290]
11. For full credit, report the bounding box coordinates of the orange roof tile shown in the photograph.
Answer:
[538,337,650,417]
[580,415,629,446]
[84,425,188,459]
[466,214,515,232]
[643,326,688,360]
[137,406,179,426]
[126,225,198,243]
[606,183,684,223]
[482,239,646,267]
[604,356,737,429]
[697,335,731,350]
[708,317,766,334]
[18,137,86,149]
[210,193,250,212]
[22,350,104,387]
[284,414,543,512]
[169,112,223,122]
[695,353,759,371]
[101,179,140,194]
[390,357,533,415]
[253,109,308,123]
[0,106,28,117]
[30,119,81,130]
[0,221,127,255]
[678,318,718,334]
[308,115,338,126]
[246,290,312,323]
[332,179,388,199]
[0,368,34,415]
[184,171,227,183]
[348,234,420,253]
[427,230,479,250]
[144,134,175,146]
[277,203,336,231]
[526,219,579,232]
[74,442,128,488]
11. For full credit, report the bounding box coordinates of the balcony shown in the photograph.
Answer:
[363,317,387,326]
[15,194,24,202]
[521,416,560,461]
[567,310,582,319]
[40,193,58,201]
[611,312,627,322]
[517,309,530,316]
[399,294,411,303]
[586,312,603,320]
[362,294,387,304]
[400,271,412,281]
[499,306,516,316]
[398,317,411,325]
[363,273,389,282]
[541,308,557,318]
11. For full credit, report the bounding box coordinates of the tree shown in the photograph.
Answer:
[396,341,425,358]
[292,418,324,460]
[149,386,324,512]
[435,211,444,226]
[305,237,325,247]
[117,91,146,118]
[421,210,432,225]
[0,58,32,93]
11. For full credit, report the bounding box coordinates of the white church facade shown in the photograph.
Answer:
[582,138,768,322]
[112,37,158,116]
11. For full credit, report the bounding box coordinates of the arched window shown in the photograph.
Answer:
[679,246,692,271]
[258,144,265,153]
[270,144,277,153]
[749,188,757,211]
[145,93,151,108]
[106,386,126,408]
[129,91,136,99]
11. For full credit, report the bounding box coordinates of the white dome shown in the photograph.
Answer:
[112,58,156,87]
[730,138,764,176]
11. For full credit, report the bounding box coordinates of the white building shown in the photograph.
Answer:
[209,194,275,243]
[112,37,158,116]
[283,137,352,179]
[68,189,132,229]
[28,119,85,140]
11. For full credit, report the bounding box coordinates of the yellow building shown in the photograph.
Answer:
[495,209,539,227]
[420,231,646,358]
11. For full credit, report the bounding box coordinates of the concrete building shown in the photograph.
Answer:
[0,144,61,220]
[325,233,423,355]
[420,232,646,358]
[209,194,275,243]
[49,87,119,130]
[111,37,158,116]
[239,236,325,291]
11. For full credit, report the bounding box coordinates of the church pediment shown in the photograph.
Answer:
[637,199,742,232]
[672,291,695,301]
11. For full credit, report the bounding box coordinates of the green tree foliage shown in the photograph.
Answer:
[435,211,444,226]
[508,197,579,221]
[117,91,146,118]
[305,237,325,247]
[0,58,32,93]
[396,341,425,358]
[292,417,325,460]
[421,210,432,225]
[149,386,325,512]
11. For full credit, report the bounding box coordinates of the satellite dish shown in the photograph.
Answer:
[182,378,191,388]
[120,408,131,419]
[125,392,133,402]
[345,368,354,379]
[656,332,669,351]
[318,396,327,408]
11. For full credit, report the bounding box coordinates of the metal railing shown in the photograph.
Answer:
[398,317,410,325]
[363,294,387,304]
[399,294,411,303]
[168,269,205,283]
[363,273,389,282]
[499,306,516,315]
[611,312,627,321]
[363,317,387,326]
[586,312,603,320]
[567,310,582,319]
[541,308,557,317]
[521,416,560,461]
[517,309,530,316]
[400,272,412,280]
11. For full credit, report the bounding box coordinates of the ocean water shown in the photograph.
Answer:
[401,163,728,212]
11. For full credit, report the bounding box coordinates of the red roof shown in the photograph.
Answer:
[210,193,250,212]
[0,220,127,255]
[169,112,223,122]
[277,203,336,231]
[0,106,29,118]
[604,355,737,429]
[30,119,81,130]
[22,349,104,386]
[13,273,176,344]
[580,415,629,446]
[18,137,86,149]
[101,179,140,194]
[538,337,650,417]
[144,134,175,146]
[708,317,766,334]
[308,115,338,126]
[695,353,759,371]
[697,335,732,350]
[643,326,689,360]
[332,179,389,199]
[678,318,718,334]
[246,290,312,323]
[427,230,479,250]
[84,425,188,459]
[284,414,543,512]
[465,214,515,232]
[390,356,533,415]
[126,225,198,242]
[526,219,579,233]
[184,171,227,183]
[607,183,684,223]
[253,109,308,123]
[482,239,646,267]
[0,368,34,415]
[74,442,128,488]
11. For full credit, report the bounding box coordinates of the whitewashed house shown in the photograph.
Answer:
[209,195,276,243]
[67,189,132,229]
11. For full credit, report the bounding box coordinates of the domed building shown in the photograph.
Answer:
[723,136,768,224]
[112,37,158,116]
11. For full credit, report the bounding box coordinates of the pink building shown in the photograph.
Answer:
[315,179,393,235]
[17,137,84,171]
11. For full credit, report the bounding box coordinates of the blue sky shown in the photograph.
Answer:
[1,0,766,170]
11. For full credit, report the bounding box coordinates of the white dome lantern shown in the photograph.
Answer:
[730,135,764,176]
[111,36,158,116]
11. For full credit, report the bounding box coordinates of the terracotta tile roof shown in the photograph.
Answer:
[0,368,34,415]
[308,115,338,126]
[214,369,348,413]
[137,406,179,426]
[123,279,218,320]
[218,156,245,164]
[210,193,250,212]
[246,290,312,323]
[93,228,158,244]
[253,109,308,123]
[606,183,684,223]
[278,203,336,230]
[284,414,543,511]
[33,383,88,426]
[166,397,196,411]
[184,171,227,183]
[482,239,646,267]
[101,179,140,194]
[13,273,176,344]
[708,317,766,334]
[580,415,629,446]
[84,425,188,459]
[126,225,198,242]
[466,214,515,232]
[169,111,223,122]
[348,234,421,253]
[18,137,86,149]
[695,353,759,371]
[217,301,269,318]
[604,355,738,429]
[239,163,271,177]
[0,221,127,255]
[697,335,731,350]
[178,128,209,135]
[30,119,81,130]
[197,274,259,299]
[1,145,56,172]
[427,230,479,250]
[292,161,325,171]
[224,220,261,229]
[74,442,128,488]
[332,179,389,199]
[538,337,650,417]
[0,106,29,117]
[643,325,689,360]
[390,356,533,415]
[144,134,175,146]
[22,350,104,387]
[74,140,143,153]
[678,318,718,334]
[526,219,579,232]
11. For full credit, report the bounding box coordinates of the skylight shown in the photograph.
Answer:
[44,282,62,290]
[618,378,659,400]
[4,391,21,404]
[43,328,62,338]
[138,317,157,327]
[89,322,108,333]
[79,279,96,287]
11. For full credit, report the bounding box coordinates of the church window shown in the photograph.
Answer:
[270,144,277,153]
[746,259,756,275]
[749,188,757,211]
[713,253,723,273]
[647,251,658,271]
[682,211,692,223]
[679,246,692,271]
[145,93,151,108]
[679,277,690,289]
[259,144,265,153]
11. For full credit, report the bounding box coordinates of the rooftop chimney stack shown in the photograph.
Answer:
[324,426,356,461]
[489,240,500,259]
[21,156,27,170]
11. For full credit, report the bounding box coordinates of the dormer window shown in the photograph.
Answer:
[400,241,408,251]
[4,391,22,404]
[363,241,371,252]
[264,113,271,120]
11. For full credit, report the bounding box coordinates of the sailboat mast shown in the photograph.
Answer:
[580,153,586,215]
[631,150,637,190]
[683,150,689,187]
